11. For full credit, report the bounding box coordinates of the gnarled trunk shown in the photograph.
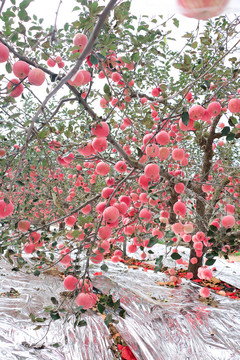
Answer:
[188,188,207,279]
[188,248,204,279]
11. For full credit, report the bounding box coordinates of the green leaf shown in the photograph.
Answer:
[191,41,198,49]
[200,36,211,45]
[229,57,237,63]
[204,80,210,89]
[205,258,216,266]
[147,236,158,248]
[119,309,126,318]
[29,26,42,31]
[104,313,112,327]
[171,252,181,260]
[96,52,105,61]
[101,264,108,272]
[11,33,18,42]
[34,270,40,276]
[89,1,98,14]
[184,53,191,65]
[103,84,111,95]
[113,299,120,312]
[206,252,215,259]
[155,255,163,267]
[97,303,105,314]
[173,18,179,28]
[9,113,21,119]
[131,53,140,62]
[11,267,20,271]
[145,223,151,232]
[17,257,26,266]
[35,317,46,322]
[78,320,87,327]
[71,230,79,238]
[90,54,98,65]
[114,1,130,21]
[34,325,42,330]
[209,225,218,232]
[173,62,192,72]
[30,313,35,322]
[182,33,192,38]
[207,230,215,236]
[51,297,59,305]
[181,111,189,126]
[50,73,58,82]
[228,116,237,126]
[221,126,230,136]
[20,0,32,10]
[50,311,60,321]
[16,180,25,186]
[150,193,159,200]
[6,62,12,74]
[18,9,29,21]
[226,133,235,141]
[42,40,50,49]
[136,147,143,157]
[69,52,80,61]
[172,63,183,70]
[120,55,130,64]
[38,128,49,138]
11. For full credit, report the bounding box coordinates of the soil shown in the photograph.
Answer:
[228,255,240,262]
[122,258,240,301]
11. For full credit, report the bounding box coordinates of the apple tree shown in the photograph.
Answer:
[0,0,239,314]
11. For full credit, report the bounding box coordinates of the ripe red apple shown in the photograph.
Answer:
[73,33,88,52]
[91,122,109,138]
[18,220,30,232]
[68,70,84,86]
[0,43,9,62]
[75,292,97,309]
[28,68,45,86]
[80,70,92,85]
[64,275,78,291]
[96,162,110,176]
[7,79,24,97]
[103,206,119,224]
[12,61,30,79]
[0,200,14,218]
[177,0,229,20]
[0,148,6,157]
[144,163,160,181]
[156,131,170,145]
[47,58,56,67]
[228,98,240,113]
[92,137,107,152]
[24,242,35,254]
[111,72,121,83]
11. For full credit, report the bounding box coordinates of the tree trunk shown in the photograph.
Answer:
[187,188,206,279]
[168,188,178,224]
[123,236,127,259]
[188,248,204,279]
[59,221,65,231]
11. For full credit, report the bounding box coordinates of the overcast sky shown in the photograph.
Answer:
[1,0,239,102]
[27,0,239,27]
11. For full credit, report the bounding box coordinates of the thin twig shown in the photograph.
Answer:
[51,0,63,42]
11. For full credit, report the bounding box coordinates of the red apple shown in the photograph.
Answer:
[177,0,229,20]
